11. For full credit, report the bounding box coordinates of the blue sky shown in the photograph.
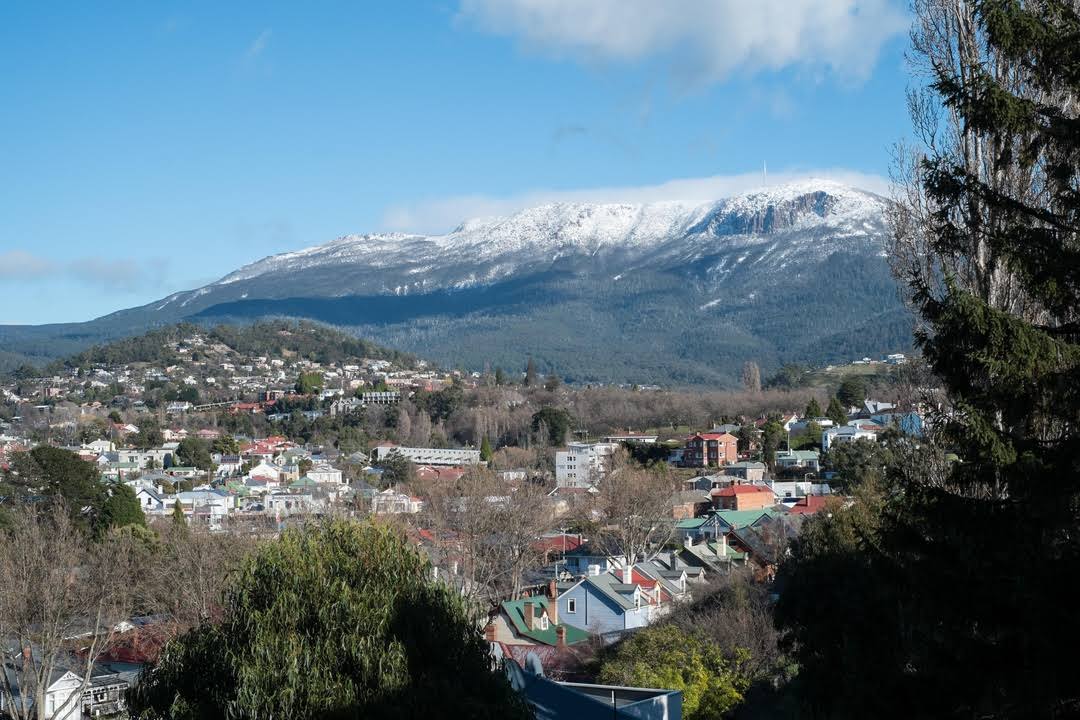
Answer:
[0,1,912,325]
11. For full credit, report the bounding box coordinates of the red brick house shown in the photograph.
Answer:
[711,484,776,511]
[683,432,738,467]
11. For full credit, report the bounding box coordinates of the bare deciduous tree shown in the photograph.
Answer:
[890,0,1050,321]
[142,523,255,630]
[0,503,137,720]
[591,452,677,567]
[414,469,553,605]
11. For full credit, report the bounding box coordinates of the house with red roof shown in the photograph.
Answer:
[711,483,776,511]
[788,495,833,515]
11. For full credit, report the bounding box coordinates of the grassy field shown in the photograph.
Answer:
[804,362,896,388]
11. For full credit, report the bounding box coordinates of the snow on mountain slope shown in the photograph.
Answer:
[159,179,889,313]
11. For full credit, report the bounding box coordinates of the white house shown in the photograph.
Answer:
[822,423,880,451]
[82,439,115,454]
[0,668,82,720]
[135,487,166,512]
[306,464,344,485]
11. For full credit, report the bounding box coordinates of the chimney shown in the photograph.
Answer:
[484,623,497,642]
[524,601,535,630]
[621,566,633,584]
[556,625,567,647]
[683,534,693,550]
[720,533,728,557]
[547,581,559,625]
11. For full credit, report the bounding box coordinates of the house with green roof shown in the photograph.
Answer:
[288,476,319,491]
[486,592,590,648]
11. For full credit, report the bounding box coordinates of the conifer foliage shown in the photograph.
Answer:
[900,1,1080,711]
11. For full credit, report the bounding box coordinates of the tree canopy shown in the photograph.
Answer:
[598,624,749,720]
[126,520,529,720]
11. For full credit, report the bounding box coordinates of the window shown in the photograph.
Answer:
[567,599,577,614]
[539,615,549,630]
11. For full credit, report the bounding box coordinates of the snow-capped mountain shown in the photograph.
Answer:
[153,179,889,312]
[1,180,910,386]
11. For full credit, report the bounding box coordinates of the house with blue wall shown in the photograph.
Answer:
[555,569,651,635]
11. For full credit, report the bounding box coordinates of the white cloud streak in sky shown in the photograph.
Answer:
[381,169,890,234]
[459,0,907,84]
[0,251,168,294]
[244,29,273,61]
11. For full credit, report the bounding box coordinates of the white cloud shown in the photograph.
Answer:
[244,29,273,61]
[458,0,907,84]
[380,168,890,234]
[0,250,55,279]
[0,251,169,294]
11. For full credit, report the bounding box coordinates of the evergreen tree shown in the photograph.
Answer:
[126,521,530,720]
[760,420,784,470]
[825,396,848,426]
[803,397,823,419]
[781,3,1080,715]
[98,484,146,535]
[479,437,493,463]
[493,367,507,386]
[543,373,561,392]
[741,361,761,393]
[172,499,187,529]
[835,377,867,409]
[524,356,537,387]
[894,1,1080,709]
[175,437,214,471]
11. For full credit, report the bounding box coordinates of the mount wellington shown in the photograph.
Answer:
[1,180,911,385]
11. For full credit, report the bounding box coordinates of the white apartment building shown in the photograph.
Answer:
[555,442,618,489]
[371,443,482,466]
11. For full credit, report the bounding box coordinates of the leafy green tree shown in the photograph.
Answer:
[298,458,314,476]
[98,484,146,534]
[803,397,823,419]
[133,418,164,449]
[479,437,493,463]
[791,421,823,451]
[177,386,200,404]
[175,437,214,471]
[825,396,848,426]
[598,624,750,719]
[760,419,784,470]
[414,382,464,423]
[823,437,890,490]
[375,450,415,489]
[108,410,123,424]
[836,376,867,409]
[126,520,530,720]
[530,406,572,447]
[736,424,759,455]
[2,447,105,532]
[211,435,239,455]
[764,364,807,389]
